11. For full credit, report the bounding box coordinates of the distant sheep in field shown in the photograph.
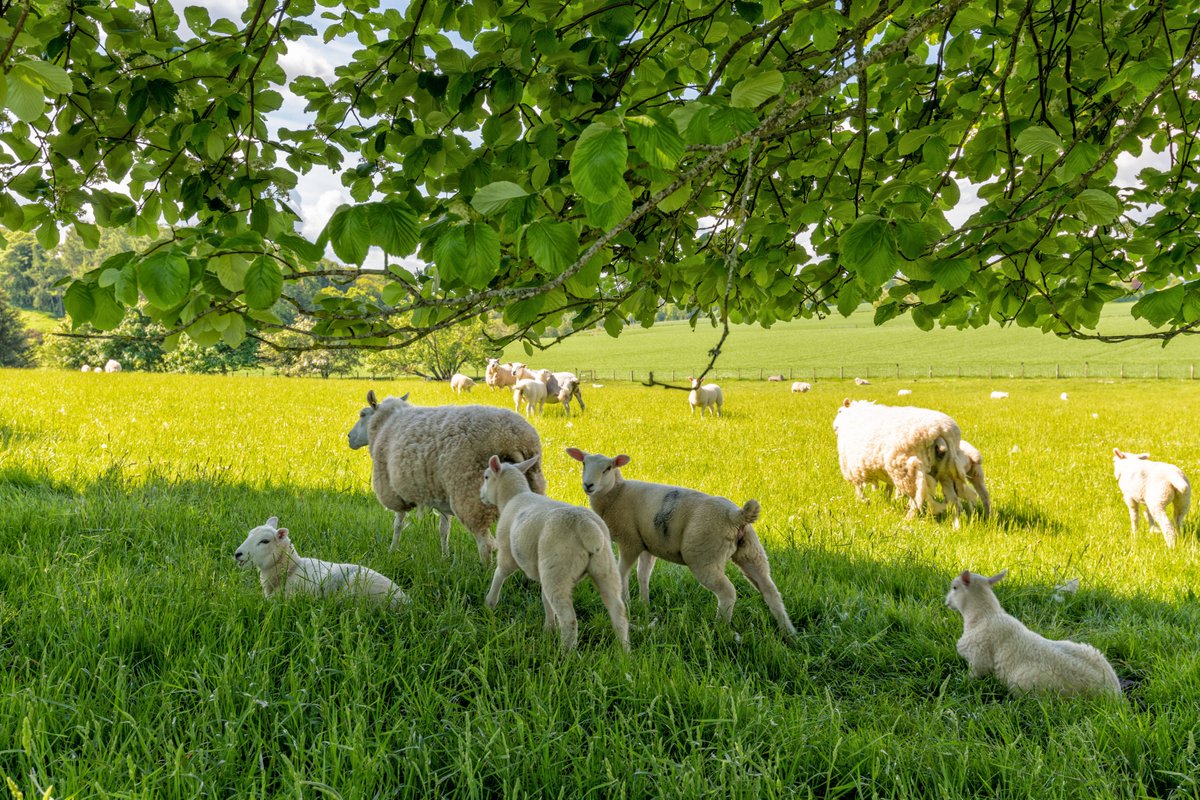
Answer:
[990,391,1008,400]
[854,377,871,386]
[481,455,629,651]
[536,369,586,417]
[897,389,912,396]
[688,377,723,417]
[592,384,605,389]
[450,374,475,394]
[1112,448,1191,548]
[235,517,408,608]
[791,382,811,393]
[1060,392,1069,401]
[485,358,518,390]
[513,378,547,416]
[104,359,122,373]
[767,375,784,382]
[946,569,1121,698]
[347,391,546,562]
[566,448,795,635]
[80,365,91,373]
[833,399,971,526]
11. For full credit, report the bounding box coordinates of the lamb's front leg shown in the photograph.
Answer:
[390,510,408,552]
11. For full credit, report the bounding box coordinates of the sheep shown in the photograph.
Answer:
[508,362,538,381]
[535,369,586,417]
[346,390,546,562]
[953,439,991,516]
[450,373,475,394]
[234,517,408,608]
[833,399,971,527]
[687,377,723,417]
[1060,392,1069,401]
[990,390,1009,400]
[854,377,871,386]
[767,375,784,382]
[485,358,518,391]
[945,569,1121,698]
[480,455,629,651]
[80,365,91,373]
[565,447,795,635]
[512,378,547,416]
[104,359,122,373]
[897,389,913,396]
[791,382,811,393]
[1112,448,1191,548]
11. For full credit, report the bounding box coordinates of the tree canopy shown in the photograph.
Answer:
[4,0,1199,364]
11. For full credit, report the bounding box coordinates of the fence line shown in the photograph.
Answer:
[566,363,1198,383]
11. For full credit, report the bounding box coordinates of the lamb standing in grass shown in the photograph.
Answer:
[536,370,586,417]
[450,373,475,394]
[1112,448,1191,548]
[688,377,723,417]
[513,378,547,416]
[480,455,629,651]
[791,382,811,393]
[565,448,795,635]
[234,517,409,607]
[347,391,546,562]
[945,569,1121,698]
[485,359,518,391]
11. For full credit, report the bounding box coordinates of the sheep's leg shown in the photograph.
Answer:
[636,551,656,605]
[1174,489,1190,537]
[690,564,738,625]
[484,554,520,609]
[390,510,408,552]
[1151,503,1177,548]
[545,586,579,651]
[617,547,641,605]
[541,588,555,630]
[942,478,963,530]
[732,531,795,636]
[438,512,452,557]
[1126,499,1141,540]
[588,553,631,652]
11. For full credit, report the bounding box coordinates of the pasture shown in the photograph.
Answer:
[1,370,1199,798]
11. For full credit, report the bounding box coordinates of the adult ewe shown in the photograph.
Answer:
[450,373,475,394]
[791,382,811,393]
[566,448,795,635]
[946,569,1121,698]
[536,369,587,417]
[1112,448,1190,548]
[347,391,546,562]
[833,399,971,526]
[485,358,518,391]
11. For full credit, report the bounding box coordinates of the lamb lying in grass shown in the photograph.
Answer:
[1112,448,1191,548]
[480,455,629,651]
[566,447,795,635]
[234,517,408,608]
[945,569,1120,698]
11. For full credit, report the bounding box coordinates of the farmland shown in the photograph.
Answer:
[1,369,1199,798]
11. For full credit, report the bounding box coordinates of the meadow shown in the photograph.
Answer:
[2,369,1200,798]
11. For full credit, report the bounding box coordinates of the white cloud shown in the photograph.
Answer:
[279,40,337,82]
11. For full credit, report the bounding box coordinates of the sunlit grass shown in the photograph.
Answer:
[1,370,1199,797]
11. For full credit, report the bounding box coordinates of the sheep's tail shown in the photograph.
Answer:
[1170,472,1191,498]
[733,499,761,527]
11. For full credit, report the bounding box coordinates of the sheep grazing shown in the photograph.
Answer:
[234,517,408,608]
[854,377,871,386]
[480,455,629,651]
[347,391,546,562]
[953,440,991,516]
[565,448,795,635]
[512,378,547,416]
[450,373,475,394]
[536,369,586,417]
[791,382,811,393]
[104,359,122,373]
[485,358,518,391]
[1112,448,1191,548]
[1060,392,1069,401]
[767,374,784,382]
[687,377,723,417]
[897,389,913,396]
[80,365,91,373]
[990,390,1009,400]
[945,569,1121,698]
[507,362,538,381]
[833,399,972,526]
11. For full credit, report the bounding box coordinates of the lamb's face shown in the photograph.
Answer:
[944,573,970,612]
[479,457,506,506]
[578,452,627,496]
[347,406,375,450]
[234,522,285,570]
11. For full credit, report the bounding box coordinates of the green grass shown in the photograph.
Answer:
[2,370,1200,798]
[14,309,60,335]
[504,304,1200,381]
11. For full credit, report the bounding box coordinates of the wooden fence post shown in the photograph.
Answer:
[1055,364,1060,379]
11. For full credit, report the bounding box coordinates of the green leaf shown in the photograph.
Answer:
[366,201,419,256]
[626,115,685,170]
[326,204,370,265]
[73,220,100,250]
[212,254,248,292]
[569,123,628,202]
[1073,189,1120,225]
[22,59,72,94]
[1014,125,1064,157]
[583,184,632,230]
[243,256,283,309]
[839,215,898,286]
[6,67,45,123]
[63,282,95,328]
[731,69,782,108]
[931,259,972,290]
[434,223,500,289]
[1131,285,1184,327]
[471,181,529,215]
[90,287,125,331]
[221,314,247,347]
[138,251,191,308]
[524,221,578,273]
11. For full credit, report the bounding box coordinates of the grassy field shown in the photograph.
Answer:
[2,370,1200,798]
[503,305,1200,381]
[15,309,59,336]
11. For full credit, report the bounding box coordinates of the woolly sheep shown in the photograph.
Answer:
[480,455,629,651]
[1112,448,1191,548]
[81,365,91,373]
[450,373,475,394]
[945,569,1121,698]
[485,358,518,390]
[1060,392,1069,401]
[833,399,971,526]
[990,390,1009,399]
[347,391,546,562]
[687,377,723,417]
[513,378,547,416]
[791,382,811,393]
[508,362,538,381]
[104,359,122,373]
[897,389,913,396]
[234,517,408,608]
[953,440,991,516]
[767,375,784,382]
[854,377,871,386]
[535,369,586,417]
[565,448,795,635]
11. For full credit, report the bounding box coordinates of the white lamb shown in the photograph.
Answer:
[688,377,723,417]
[485,358,518,390]
[767,375,784,382]
[104,359,122,373]
[535,369,586,417]
[508,362,538,381]
[953,439,991,516]
[512,378,547,416]
[854,377,871,386]
[1112,448,1191,548]
[945,569,1121,698]
[480,455,629,651]
[791,382,811,393]
[234,517,409,608]
[833,399,971,526]
[450,373,475,394]
[80,365,91,373]
[347,391,546,562]
[566,448,795,635]
[990,390,1009,399]
[897,389,913,396]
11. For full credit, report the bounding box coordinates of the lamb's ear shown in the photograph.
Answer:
[1135,452,1150,460]
[842,398,851,407]
[1113,448,1124,458]
[517,454,541,473]
[265,516,278,528]
[613,454,631,468]
[276,527,289,540]
[959,570,971,586]
[367,390,378,409]
[488,455,502,472]
[565,447,586,462]
[986,569,1008,585]
[400,393,410,402]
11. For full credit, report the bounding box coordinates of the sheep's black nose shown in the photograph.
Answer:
[583,483,593,493]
